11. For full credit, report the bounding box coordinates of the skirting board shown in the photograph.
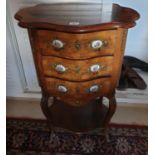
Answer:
[6,97,148,125]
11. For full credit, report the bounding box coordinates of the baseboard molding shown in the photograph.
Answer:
[6,96,148,125]
[6,96,148,108]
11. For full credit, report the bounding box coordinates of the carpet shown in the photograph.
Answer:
[6,118,148,155]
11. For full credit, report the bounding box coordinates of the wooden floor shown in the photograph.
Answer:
[6,97,148,125]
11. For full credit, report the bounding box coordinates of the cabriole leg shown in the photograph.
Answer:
[104,96,117,142]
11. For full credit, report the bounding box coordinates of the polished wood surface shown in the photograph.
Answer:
[15,3,140,33]
[45,77,111,106]
[31,28,126,97]
[42,56,113,81]
[32,29,116,59]
[15,3,139,133]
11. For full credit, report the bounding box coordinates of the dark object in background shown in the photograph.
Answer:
[124,56,148,72]
[117,56,148,90]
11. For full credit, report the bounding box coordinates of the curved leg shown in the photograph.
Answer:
[40,95,55,139]
[104,96,117,128]
[103,96,117,141]
[40,95,51,119]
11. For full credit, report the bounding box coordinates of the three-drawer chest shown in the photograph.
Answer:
[15,3,139,133]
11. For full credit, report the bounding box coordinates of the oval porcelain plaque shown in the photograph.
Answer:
[89,85,99,93]
[91,40,103,49]
[90,64,100,72]
[55,64,66,72]
[52,39,64,49]
[57,85,68,93]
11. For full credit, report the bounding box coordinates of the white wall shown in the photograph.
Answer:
[6,23,41,98]
[113,0,148,62]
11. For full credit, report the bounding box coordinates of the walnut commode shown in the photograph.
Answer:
[15,3,139,133]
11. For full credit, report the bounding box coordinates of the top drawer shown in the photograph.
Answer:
[36,30,116,59]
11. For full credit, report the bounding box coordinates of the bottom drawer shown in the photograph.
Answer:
[45,77,111,106]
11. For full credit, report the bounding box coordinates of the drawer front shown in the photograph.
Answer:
[45,77,111,106]
[36,30,116,59]
[42,56,113,81]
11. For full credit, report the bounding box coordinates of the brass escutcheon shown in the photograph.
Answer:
[75,40,81,50]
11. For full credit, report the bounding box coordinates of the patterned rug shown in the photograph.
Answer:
[6,118,148,155]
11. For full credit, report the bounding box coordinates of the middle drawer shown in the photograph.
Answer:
[42,56,113,81]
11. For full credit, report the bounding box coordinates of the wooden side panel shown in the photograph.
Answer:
[110,28,128,95]
[28,29,46,92]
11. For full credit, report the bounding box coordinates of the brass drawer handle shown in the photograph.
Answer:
[51,39,65,49]
[55,64,67,73]
[57,85,68,93]
[90,40,108,50]
[89,85,100,93]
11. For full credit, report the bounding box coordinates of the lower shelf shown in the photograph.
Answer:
[47,98,108,132]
